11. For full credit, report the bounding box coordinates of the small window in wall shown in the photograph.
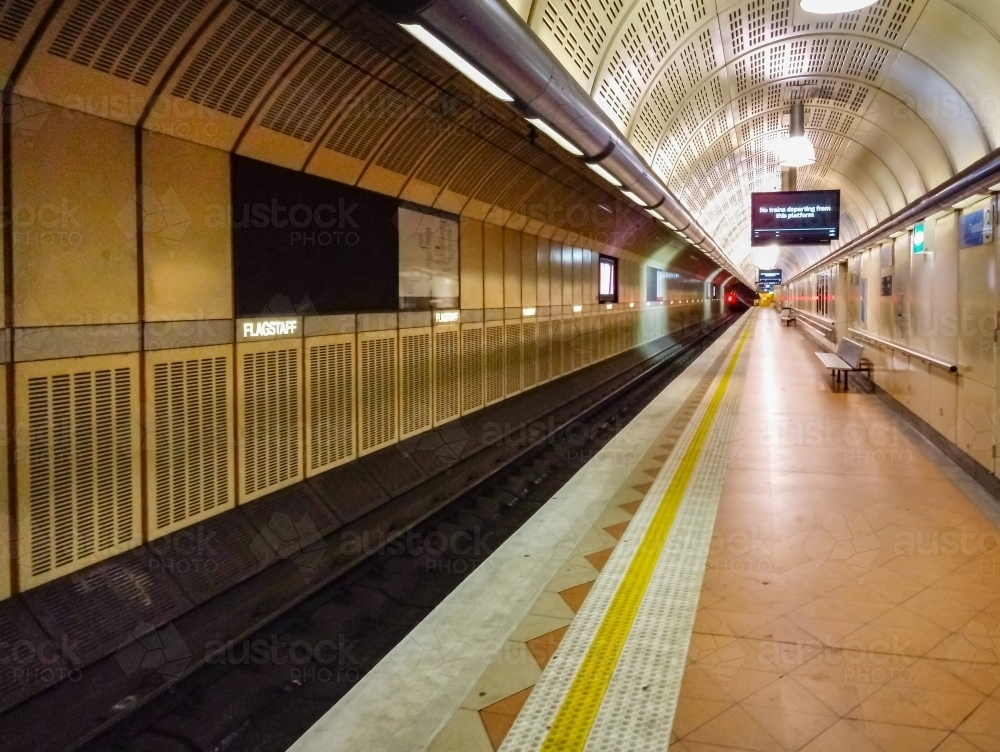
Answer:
[646,266,665,301]
[816,271,830,317]
[599,255,618,303]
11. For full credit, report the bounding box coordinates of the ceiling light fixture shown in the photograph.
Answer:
[778,101,815,168]
[400,24,513,102]
[800,0,876,13]
[586,162,623,187]
[621,190,647,207]
[526,117,583,156]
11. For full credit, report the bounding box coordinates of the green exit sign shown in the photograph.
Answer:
[912,221,927,254]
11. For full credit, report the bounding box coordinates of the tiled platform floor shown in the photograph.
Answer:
[671,311,1000,752]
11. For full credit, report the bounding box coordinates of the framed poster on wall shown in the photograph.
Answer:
[398,206,459,311]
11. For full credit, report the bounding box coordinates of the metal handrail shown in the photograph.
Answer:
[847,328,958,373]
[794,309,835,331]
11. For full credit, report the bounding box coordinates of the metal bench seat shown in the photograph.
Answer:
[815,338,870,390]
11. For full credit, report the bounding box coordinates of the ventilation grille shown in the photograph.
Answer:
[49,0,210,86]
[306,334,355,475]
[239,344,301,501]
[260,46,367,142]
[0,0,36,42]
[550,319,564,378]
[537,320,551,384]
[434,326,460,426]
[522,320,537,390]
[172,1,319,118]
[18,357,139,588]
[504,322,522,396]
[400,329,431,439]
[484,322,504,405]
[359,331,397,454]
[149,353,232,537]
[460,324,483,414]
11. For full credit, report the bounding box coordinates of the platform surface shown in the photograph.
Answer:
[291,310,1000,752]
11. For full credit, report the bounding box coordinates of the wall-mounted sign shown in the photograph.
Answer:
[433,310,459,324]
[912,221,927,254]
[751,190,840,245]
[237,318,301,342]
[398,206,459,310]
[881,275,892,297]
[758,269,782,292]
[960,205,994,249]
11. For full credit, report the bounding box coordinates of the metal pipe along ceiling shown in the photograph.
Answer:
[372,0,750,287]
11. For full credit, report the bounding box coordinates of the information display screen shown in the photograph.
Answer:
[758,269,782,291]
[751,190,840,246]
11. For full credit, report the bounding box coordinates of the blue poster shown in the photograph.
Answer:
[960,207,994,248]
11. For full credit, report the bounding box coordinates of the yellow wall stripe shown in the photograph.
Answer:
[540,321,751,751]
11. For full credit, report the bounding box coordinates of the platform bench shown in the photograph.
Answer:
[779,307,796,326]
[815,338,871,390]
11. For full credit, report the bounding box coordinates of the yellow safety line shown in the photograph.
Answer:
[539,319,752,752]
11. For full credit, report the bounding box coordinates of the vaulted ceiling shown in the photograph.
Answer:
[506,0,1000,277]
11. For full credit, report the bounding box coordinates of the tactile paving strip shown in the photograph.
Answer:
[498,316,752,752]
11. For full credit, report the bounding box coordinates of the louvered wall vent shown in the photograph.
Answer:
[16,355,141,590]
[48,0,210,86]
[0,0,36,42]
[484,322,504,405]
[172,1,320,118]
[460,323,484,414]
[433,324,460,426]
[306,333,355,476]
[147,349,233,539]
[237,341,302,503]
[550,318,564,378]
[400,328,431,439]
[358,330,397,455]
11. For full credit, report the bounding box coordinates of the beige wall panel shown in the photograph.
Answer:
[957,238,996,389]
[236,339,303,502]
[904,360,931,425]
[305,333,356,476]
[573,248,584,305]
[145,346,235,539]
[956,376,996,471]
[483,223,504,309]
[521,234,537,308]
[930,212,960,364]
[460,218,484,310]
[589,250,598,305]
[504,228,521,308]
[929,368,959,441]
[13,104,137,326]
[563,246,574,307]
[549,241,562,307]
[15,353,142,591]
[143,132,233,321]
[537,237,551,306]
[484,321,504,404]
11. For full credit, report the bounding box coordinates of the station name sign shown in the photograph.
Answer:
[237,318,301,342]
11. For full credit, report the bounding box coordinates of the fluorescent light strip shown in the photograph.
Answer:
[401,24,513,102]
[645,208,662,219]
[586,162,622,187]
[526,117,583,156]
[621,190,647,207]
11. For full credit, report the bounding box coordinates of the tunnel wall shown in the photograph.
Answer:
[0,104,724,601]
[779,195,1000,479]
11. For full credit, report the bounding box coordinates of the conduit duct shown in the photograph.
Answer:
[372,0,749,286]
